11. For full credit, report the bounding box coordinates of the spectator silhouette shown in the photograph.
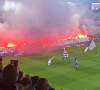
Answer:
[0,64,19,90]
[26,76,39,90]
[31,76,39,88]
[22,77,32,90]
[36,78,50,90]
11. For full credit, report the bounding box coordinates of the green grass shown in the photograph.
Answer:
[2,43,100,90]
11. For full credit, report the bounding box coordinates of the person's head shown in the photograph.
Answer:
[37,78,50,90]
[22,77,32,90]
[3,64,17,84]
[31,76,39,87]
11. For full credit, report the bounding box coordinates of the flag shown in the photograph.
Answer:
[48,56,54,66]
[84,47,89,52]
[50,56,55,60]
[88,40,96,50]
[84,40,96,52]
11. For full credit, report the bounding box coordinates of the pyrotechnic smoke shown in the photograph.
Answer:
[0,0,93,44]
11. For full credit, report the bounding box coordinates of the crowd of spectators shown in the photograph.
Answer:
[0,57,55,90]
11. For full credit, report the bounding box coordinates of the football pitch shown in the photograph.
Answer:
[2,43,100,90]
